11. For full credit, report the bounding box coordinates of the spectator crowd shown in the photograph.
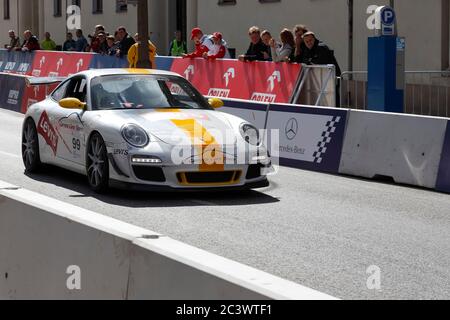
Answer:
[3,23,340,73]
[4,26,158,68]
[179,24,341,74]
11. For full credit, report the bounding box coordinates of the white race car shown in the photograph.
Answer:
[22,69,272,192]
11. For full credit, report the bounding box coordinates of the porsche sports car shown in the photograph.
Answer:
[22,69,272,192]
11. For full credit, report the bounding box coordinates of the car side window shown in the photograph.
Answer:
[64,77,88,103]
[51,80,70,102]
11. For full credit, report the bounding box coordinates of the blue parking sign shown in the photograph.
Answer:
[381,7,396,26]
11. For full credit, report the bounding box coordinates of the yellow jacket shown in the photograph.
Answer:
[128,41,157,68]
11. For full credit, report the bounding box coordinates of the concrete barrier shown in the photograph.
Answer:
[266,103,348,174]
[339,110,448,189]
[0,180,336,300]
[220,98,269,130]
[436,121,450,193]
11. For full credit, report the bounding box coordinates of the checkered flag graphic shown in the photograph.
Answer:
[312,116,341,164]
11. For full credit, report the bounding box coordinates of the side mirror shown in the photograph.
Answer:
[59,98,86,110]
[208,98,224,109]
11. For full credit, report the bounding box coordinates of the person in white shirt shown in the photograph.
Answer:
[190,27,231,58]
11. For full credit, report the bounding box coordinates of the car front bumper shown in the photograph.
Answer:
[106,142,272,190]
[109,177,270,192]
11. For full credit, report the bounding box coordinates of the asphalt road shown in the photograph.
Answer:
[1,108,450,300]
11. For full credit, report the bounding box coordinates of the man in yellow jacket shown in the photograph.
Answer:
[128,33,157,68]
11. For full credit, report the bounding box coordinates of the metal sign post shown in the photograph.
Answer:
[367,5,405,113]
[136,0,151,68]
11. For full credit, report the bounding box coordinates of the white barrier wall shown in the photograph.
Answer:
[0,182,150,300]
[218,98,269,130]
[339,110,448,189]
[0,180,336,300]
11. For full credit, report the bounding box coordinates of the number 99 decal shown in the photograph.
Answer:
[72,138,81,151]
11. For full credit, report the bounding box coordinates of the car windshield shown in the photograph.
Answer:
[90,74,211,111]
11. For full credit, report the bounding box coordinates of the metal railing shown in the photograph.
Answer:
[339,70,450,117]
[291,64,336,107]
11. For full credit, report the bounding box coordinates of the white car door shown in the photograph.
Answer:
[36,81,69,163]
[53,76,88,166]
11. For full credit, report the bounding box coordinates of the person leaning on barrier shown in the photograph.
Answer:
[127,34,157,69]
[194,28,215,52]
[89,25,105,53]
[298,31,341,76]
[293,24,308,62]
[16,30,40,52]
[41,32,57,51]
[168,30,187,57]
[106,35,120,56]
[6,30,20,51]
[270,28,295,63]
[203,32,227,60]
[75,29,89,52]
[63,32,76,51]
[95,32,109,55]
[300,31,342,107]
[182,28,211,59]
[260,30,273,61]
[116,26,136,58]
[238,26,270,62]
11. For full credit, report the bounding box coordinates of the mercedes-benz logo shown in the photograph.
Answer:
[285,118,299,140]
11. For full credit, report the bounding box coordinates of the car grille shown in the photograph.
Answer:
[177,171,242,186]
[133,166,166,182]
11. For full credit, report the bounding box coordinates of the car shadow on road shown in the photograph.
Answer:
[24,165,280,208]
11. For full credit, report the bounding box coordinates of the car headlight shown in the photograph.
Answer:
[121,124,149,148]
[240,123,260,146]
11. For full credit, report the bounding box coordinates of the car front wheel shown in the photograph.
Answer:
[86,132,109,193]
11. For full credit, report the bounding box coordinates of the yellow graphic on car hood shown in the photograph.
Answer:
[171,119,225,172]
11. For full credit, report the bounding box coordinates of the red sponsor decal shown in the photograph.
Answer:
[170,58,302,103]
[37,111,58,155]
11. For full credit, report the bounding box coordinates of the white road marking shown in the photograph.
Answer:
[0,150,21,159]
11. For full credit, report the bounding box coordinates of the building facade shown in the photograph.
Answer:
[0,0,448,72]
[0,0,188,55]
[196,0,448,72]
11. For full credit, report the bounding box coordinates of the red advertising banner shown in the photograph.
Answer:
[21,83,58,113]
[170,58,301,104]
[29,51,93,77]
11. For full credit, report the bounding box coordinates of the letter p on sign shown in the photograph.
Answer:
[381,7,395,25]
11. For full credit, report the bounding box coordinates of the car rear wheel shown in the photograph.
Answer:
[86,133,109,193]
[22,118,42,173]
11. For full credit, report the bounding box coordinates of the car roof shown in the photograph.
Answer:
[77,68,181,79]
